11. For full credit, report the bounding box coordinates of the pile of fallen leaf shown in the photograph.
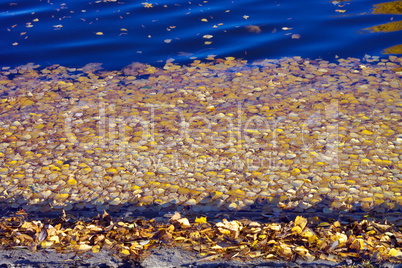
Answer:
[1,209,402,265]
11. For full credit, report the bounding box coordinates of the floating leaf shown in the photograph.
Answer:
[142,2,153,8]
[170,212,181,221]
[245,25,261,33]
[203,35,213,39]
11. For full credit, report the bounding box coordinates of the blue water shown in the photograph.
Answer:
[0,0,401,70]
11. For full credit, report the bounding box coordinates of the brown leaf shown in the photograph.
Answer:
[38,228,47,242]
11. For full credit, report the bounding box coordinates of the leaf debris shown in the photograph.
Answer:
[1,210,402,264]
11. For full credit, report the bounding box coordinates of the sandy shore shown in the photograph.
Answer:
[0,247,400,268]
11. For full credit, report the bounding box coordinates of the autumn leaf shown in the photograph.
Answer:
[195,217,208,224]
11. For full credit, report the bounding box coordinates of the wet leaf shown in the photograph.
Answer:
[170,212,181,221]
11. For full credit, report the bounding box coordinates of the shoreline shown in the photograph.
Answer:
[1,56,402,266]
[1,209,402,267]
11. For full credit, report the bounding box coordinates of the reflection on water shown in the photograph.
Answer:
[363,0,402,54]
[0,0,401,69]
[372,0,402,14]
[364,21,402,33]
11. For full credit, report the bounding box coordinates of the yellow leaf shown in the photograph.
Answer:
[67,178,77,185]
[20,98,35,107]
[76,244,92,251]
[40,241,54,248]
[48,235,60,243]
[291,226,303,234]
[388,248,402,257]
[142,3,153,8]
[92,244,101,253]
[360,129,373,135]
[267,223,281,231]
[195,216,208,224]
[189,231,201,239]
[54,193,69,200]
[294,216,308,230]
[294,245,308,256]
[301,229,318,243]
[216,219,242,238]
[120,249,131,255]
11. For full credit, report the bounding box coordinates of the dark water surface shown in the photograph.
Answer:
[1,0,401,69]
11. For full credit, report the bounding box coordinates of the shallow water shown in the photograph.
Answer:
[1,0,401,69]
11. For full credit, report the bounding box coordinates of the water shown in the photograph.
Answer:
[0,0,401,70]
